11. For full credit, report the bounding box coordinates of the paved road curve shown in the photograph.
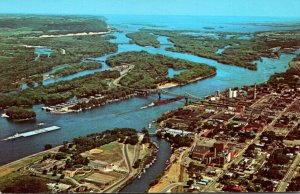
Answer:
[159,182,184,193]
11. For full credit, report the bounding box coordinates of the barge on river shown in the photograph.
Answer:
[141,97,183,109]
[3,126,61,141]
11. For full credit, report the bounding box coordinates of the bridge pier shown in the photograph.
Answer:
[185,97,188,105]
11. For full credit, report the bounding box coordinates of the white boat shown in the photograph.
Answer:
[37,123,45,126]
[140,102,155,110]
[1,113,9,118]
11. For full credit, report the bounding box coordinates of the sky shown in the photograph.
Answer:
[0,0,299,17]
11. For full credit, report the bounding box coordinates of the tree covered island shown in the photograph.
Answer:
[106,51,216,89]
[126,30,160,48]
[134,29,300,70]
[5,106,36,121]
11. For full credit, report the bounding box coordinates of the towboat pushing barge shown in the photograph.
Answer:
[141,97,183,109]
[3,126,61,141]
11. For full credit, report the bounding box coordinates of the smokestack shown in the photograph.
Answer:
[214,148,217,158]
[254,84,257,100]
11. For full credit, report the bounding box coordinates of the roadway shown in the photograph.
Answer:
[101,143,134,193]
[276,153,300,192]
[159,182,184,193]
[111,65,135,87]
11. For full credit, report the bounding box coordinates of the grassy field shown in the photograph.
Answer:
[81,141,124,164]
[85,172,117,184]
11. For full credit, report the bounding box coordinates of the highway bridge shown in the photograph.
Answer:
[134,88,203,104]
[117,85,238,108]
[134,88,231,107]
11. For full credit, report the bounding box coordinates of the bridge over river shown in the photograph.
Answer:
[133,88,230,107]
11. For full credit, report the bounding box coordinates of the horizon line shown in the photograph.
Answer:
[1,12,300,19]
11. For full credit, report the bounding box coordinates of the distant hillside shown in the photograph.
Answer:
[0,15,108,37]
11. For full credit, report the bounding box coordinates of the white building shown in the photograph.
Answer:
[233,90,238,98]
[229,88,233,98]
[163,128,192,136]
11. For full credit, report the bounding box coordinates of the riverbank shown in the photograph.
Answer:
[111,142,159,193]
[120,137,172,193]
[158,72,217,89]
[44,70,216,114]
[45,93,138,114]
[0,146,61,178]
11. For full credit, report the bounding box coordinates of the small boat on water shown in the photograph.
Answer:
[37,122,45,126]
[140,102,154,109]
[1,113,9,118]
[138,173,142,179]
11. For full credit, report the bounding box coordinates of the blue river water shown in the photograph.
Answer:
[0,15,300,192]
[216,45,232,54]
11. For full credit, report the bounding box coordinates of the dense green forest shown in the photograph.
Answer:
[5,106,36,120]
[126,31,160,48]
[106,51,216,89]
[0,69,122,108]
[0,15,116,93]
[0,15,108,37]
[50,62,102,78]
[0,34,117,93]
[0,49,216,109]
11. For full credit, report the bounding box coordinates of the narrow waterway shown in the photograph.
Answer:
[121,137,172,193]
[0,15,300,192]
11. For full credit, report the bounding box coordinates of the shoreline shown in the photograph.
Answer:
[47,72,217,114]
[158,72,217,89]
[47,93,138,114]
[1,114,36,122]
[0,146,61,177]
